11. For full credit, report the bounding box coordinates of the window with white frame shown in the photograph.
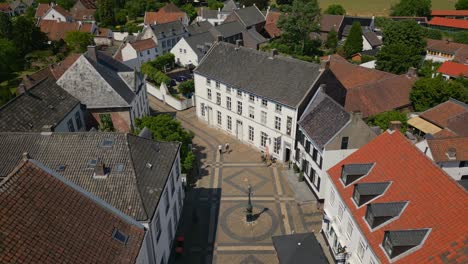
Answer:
[227,96,231,110]
[207,89,212,99]
[249,106,255,119]
[338,204,344,221]
[286,116,292,136]
[275,104,282,113]
[273,137,280,154]
[201,103,205,116]
[357,240,366,260]
[261,99,267,107]
[206,78,211,86]
[217,111,222,125]
[227,115,232,130]
[237,101,242,115]
[346,222,353,239]
[275,116,281,130]
[330,189,335,205]
[261,111,267,125]
[215,81,220,89]
[261,132,267,147]
[248,126,254,141]
[249,94,255,102]
[216,92,221,105]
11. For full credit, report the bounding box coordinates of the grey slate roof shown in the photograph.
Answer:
[57,51,139,108]
[233,5,265,28]
[0,78,80,132]
[457,179,468,190]
[363,31,382,47]
[185,31,216,58]
[201,9,218,19]
[187,20,213,35]
[222,0,238,12]
[342,163,374,176]
[195,42,323,107]
[210,21,244,38]
[299,91,350,149]
[149,20,187,39]
[0,132,180,221]
[386,229,429,246]
[272,233,328,264]
[355,182,390,196]
[369,202,407,217]
[243,28,268,44]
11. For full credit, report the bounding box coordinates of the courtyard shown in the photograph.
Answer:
[149,96,332,264]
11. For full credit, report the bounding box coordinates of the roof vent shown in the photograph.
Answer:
[93,161,108,179]
[48,105,55,110]
[146,162,153,169]
[447,147,456,160]
[57,165,66,172]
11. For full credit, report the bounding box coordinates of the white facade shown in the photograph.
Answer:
[136,154,185,264]
[416,140,468,180]
[54,104,86,132]
[171,38,200,66]
[120,42,158,70]
[424,51,454,63]
[194,73,298,162]
[322,176,380,264]
[362,36,373,51]
[42,7,70,22]
[195,8,229,26]
[129,80,150,127]
[140,26,188,57]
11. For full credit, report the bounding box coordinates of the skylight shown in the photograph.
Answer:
[115,164,124,172]
[57,165,66,172]
[112,228,129,244]
[88,159,98,168]
[101,138,114,147]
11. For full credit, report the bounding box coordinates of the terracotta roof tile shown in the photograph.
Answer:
[79,22,94,33]
[428,17,468,30]
[320,14,344,32]
[144,3,186,25]
[420,99,468,128]
[264,11,281,38]
[35,3,49,17]
[77,0,97,9]
[71,8,95,20]
[52,5,71,17]
[437,61,468,78]
[130,38,157,51]
[447,112,468,136]
[432,10,468,16]
[0,3,11,11]
[0,159,145,263]
[433,128,458,138]
[427,136,468,162]
[327,131,468,264]
[39,20,80,41]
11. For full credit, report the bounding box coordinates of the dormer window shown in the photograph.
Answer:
[352,182,391,207]
[341,163,374,186]
[365,202,408,229]
[382,229,430,260]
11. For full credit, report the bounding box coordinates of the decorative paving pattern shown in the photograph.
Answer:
[223,168,271,195]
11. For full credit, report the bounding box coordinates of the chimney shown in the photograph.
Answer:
[87,45,97,62]
[93,161,108,179]
[407,67,417,78]
[217,35,223,42]
[235,39,242,49]
[17,83,26,95]
[41,125,54,132]
[446,147,457,160]
[388,120,402,132]
[22,152,30,161]
[270,49,278,58]
[320,60,330,71]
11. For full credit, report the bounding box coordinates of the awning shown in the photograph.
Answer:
[407,116,442,135]
[272,233,328,264]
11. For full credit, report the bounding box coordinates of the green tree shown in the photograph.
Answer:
[181,4,197,21]
[343,22,363,57]
[0,38,21,82]
[376,44,421,74]
[324,4,346,15]
[367,111,408,133]
[56,0,76,10]
[25,6,36,18]
[135,114,195,173]
[276,0,292,5]
[179,80,194,95]
[99,114,115,131]
[277,0,320,55]
[325,27,338,51]
[455,0,468,10]
[422,28,442,40]
[96,0,115,26]
[0,13,12,39]
[382,20,425,52]
[390,0,431,17]
[410,76,468,112]
[453,32,468,44]
[150,53,175,71]
[64,31,94,53]
[207,0,223,10]
[12,16,48,56]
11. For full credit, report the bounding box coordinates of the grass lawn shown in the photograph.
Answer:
[318,0,456,16]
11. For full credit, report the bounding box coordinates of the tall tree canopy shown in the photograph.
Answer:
[324,4,346,15]
[367,111,408,133]
[64,31,94,53]
[376,44,421,74]
[11,16,47,56]
[277,0,320,55]
[96,0,115,26]
[455,0,468,10]
[390,0,431,17]
[343,22,363,57]
[238,0,268,10]
[325,28,338,51]
[0,38,21,82]
[0,13,12,39]
[382,20,425,52]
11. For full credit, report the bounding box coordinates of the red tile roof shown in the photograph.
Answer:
[264,11,282,38]
[0,159,145,263]
[144,3,186,25]
[50,53,81,79]
[39,20,80,41]
[426,38,468,63]
[320,14,344,32]
[437,61,468,78]
[71,8,95,21]
[79,22,94,33]
[130,38,157,51]
[52,5,71,17]
[427,136,468,162]
[0,3,12,12]
[420,99,468,128]
[325,54,416,117]
[432,10,468,16]
[447,111,468,136]
[327,131,468,264]
[428,17,468,30]
[433,128,458,138]
[35,3,49,17]
[77,0,97,9]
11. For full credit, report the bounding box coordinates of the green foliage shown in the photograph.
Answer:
[410,76,468,112]
[96,0,115,26]
[293,163,299,173]
[56,0,76,10]
[418,60,441,78]
[12,16,48,56]
[343,22,363,57]
[155,71,171,86]
[390,0,431,17]
[361,55,376,64]
[374,17,393,30]
[277,0,320,56]
[0,38,21,82]
[207,0,223,10]
[64,31,94,53]
[181,4,197,21]
[150,53,175,71]
[455,0,468,10]
[135,114,195,173]
[179,80,195,95]
[276,0,292,5]
[25,6,36,18]
[367,111,408,133]
[382,20,426,53]
[376,44,421,74]
[325,28,338,51]
[99,114,115,131]
[324,4,346,15]
[239,0,268,10]
[422,28,443,40]
[141,63,171,86]
[115,9,128,25]
[0,13,12,39]
[453,32,468,44]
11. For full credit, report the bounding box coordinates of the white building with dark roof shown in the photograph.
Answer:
[194,42,344,162]
[139,20,189,56]
[119,38,158,69]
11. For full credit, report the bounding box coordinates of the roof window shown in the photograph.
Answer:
[353,182,391,207]
[88,159,98,168]
[115,164,124,172]
[365,202,408,229]
[383,229,430,260]
[341,163,374,186]
[101,138,114,147]
[57,165,66,172]
[112,228,129,244]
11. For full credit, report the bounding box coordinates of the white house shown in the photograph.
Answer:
[119,38,158,69]
[41,4,72,22]
[194,42,341,162]
[171,32,215,66]
[196,7,230,26]
[416,137,468,181]
[322,130,467,264]
[294,89,376,200]
[139,20,189,56]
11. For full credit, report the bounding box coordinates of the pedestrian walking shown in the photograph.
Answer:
[218,144,223,154]
[225,143,229,153]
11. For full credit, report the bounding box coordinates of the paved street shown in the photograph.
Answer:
[149,96,331,264]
